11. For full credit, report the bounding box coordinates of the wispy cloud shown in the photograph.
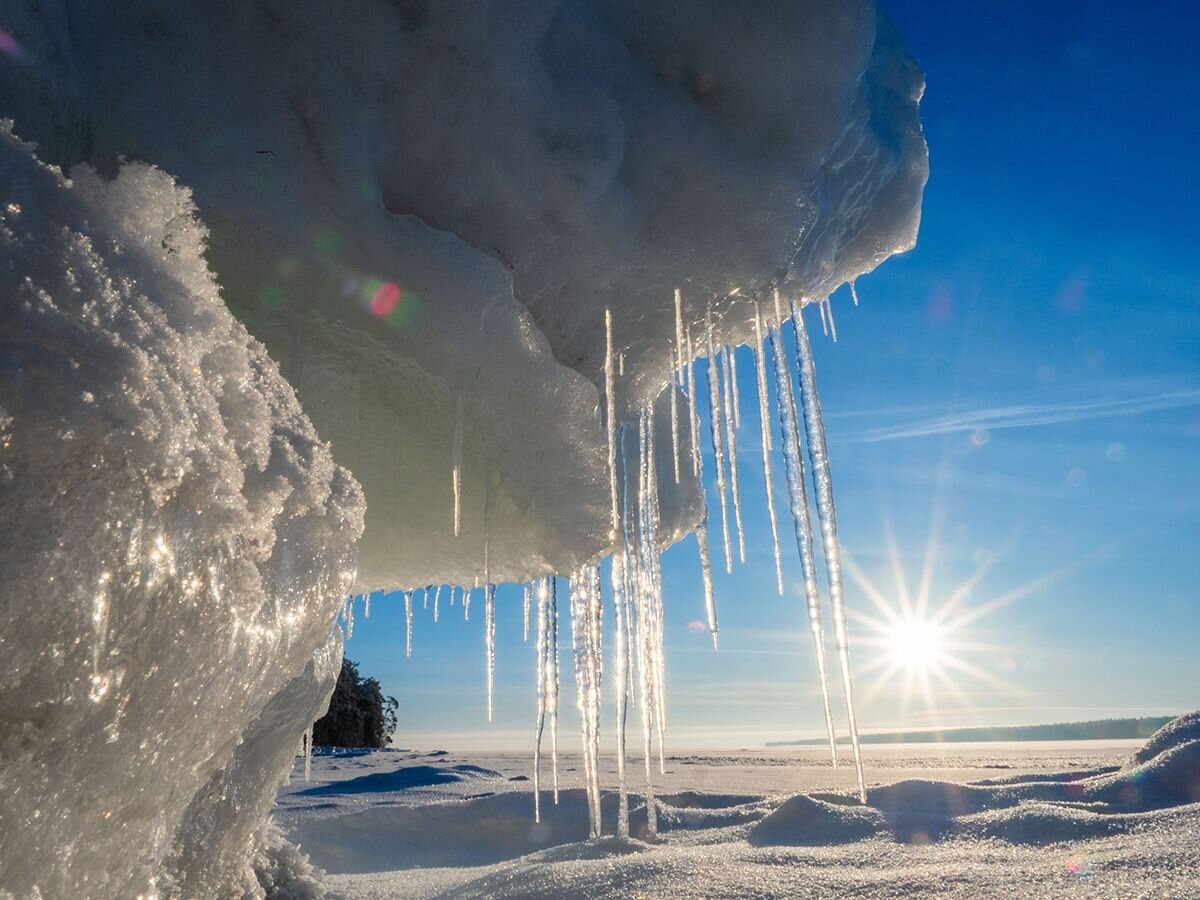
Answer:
[840,384,1200,444]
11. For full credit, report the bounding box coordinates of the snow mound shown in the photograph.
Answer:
[0,0,926,588]
[290,789,644,873]
[753,712,1200,848]
[0,125,363,897]
[750,794,885,846]
[1128,711,1200,766]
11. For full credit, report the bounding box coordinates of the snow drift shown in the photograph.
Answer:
[751,711,1200,848]
[0,0,926,590]
[0,126,363,897]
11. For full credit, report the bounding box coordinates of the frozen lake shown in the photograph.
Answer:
[274,736,1199,897]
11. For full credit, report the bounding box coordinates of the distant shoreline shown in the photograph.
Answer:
[765,715,1176,747]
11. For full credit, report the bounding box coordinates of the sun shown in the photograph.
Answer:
[839,502,1093,727]
[887,618,946,672]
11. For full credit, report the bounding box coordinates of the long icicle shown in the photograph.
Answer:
[549,576,560,803]
[619,426,638,708]
[612,548,630,839]
[404,590,413,658]
[697,519,718,649]
[671,289,684,484]
[754,307,785,595]
[588,566,604,837]
[533,577,549,822]
[722,345,746,564]
[484,474,495,722]
[605,308,621,541]
[728,342,742,428]
[604,305,630,838]
[634,412,658,836]
[643,408,668,773]
[452,390,463,537]
[685,323,702,478]
[704,312,734,573]
[523,583,531,642]
[793,301,864,802]
[434,584,440,623]
[770,289,839,767]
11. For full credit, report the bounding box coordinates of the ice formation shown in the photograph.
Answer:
[0,0,927,881]
[0,126,363,897]
[0,0,924,590]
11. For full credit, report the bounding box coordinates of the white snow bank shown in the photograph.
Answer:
[0,0,926,589]
[0,126,363,898]
[750,711,1200,848]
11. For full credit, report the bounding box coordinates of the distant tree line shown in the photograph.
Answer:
[312,658,399,748]
[767,716,1176,747]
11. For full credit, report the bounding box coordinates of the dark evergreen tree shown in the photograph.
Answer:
[311,658,399,748]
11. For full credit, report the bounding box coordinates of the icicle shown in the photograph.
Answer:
[303,724,313,783]
[792,303,864,802]
[668,353,681,485]
[549,576,560,803]
[674,288,686,373]
[452,390,463,537]
[604,307,621,543]
[817,296,829,337]
[404,590,413,658]
[464,585,471,621]
[523,583,531,642]
[485,582,496,722]
[639,409,668,775]
[484,474,495,721]
[533,576,549,822]
[850,280,860,306]
[722,345,746,564]
[618,427,638,707]
[671,289,685,485]
[770,289,840,768]
[685,323,702,478]
[363,591,371,619]
[754,308,784,595]
[434,585,440,623]
[696,520,718,649]
[569,567,604,838]
[611,548,630,839]
[421,586,428,609]
[728,343,742,428]
[345,594,354,639]
[824,297,838,343]
[633,413,658,836]
[704,313,733,573]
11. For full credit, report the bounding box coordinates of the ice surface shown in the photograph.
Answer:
[275,725,1200,898]
[0,127,363,898]
[0,0,926,590]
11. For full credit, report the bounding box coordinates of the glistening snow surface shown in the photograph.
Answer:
[0,127,364,898]
[275,720,1200,898]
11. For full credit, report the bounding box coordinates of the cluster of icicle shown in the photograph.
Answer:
[324,286,867,837]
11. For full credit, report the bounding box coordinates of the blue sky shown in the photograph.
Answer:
[348,1,1200,749]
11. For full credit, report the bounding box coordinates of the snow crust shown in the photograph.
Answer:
[0,0,926,590]
[0,126,363,898]
[275,726,1200,898]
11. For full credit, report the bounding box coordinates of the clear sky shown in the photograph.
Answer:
[347,1,1199,750]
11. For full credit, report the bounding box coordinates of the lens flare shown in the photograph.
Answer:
[369,280,401,318]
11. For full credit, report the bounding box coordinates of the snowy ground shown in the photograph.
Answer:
[274,736,1200,898]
